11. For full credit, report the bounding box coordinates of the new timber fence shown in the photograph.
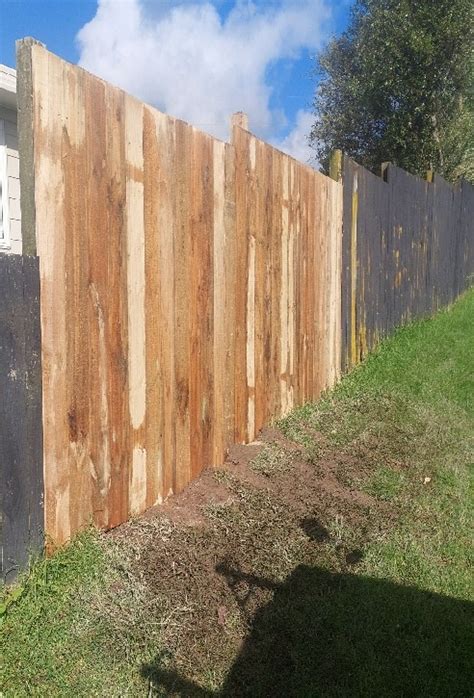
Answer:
[1,40,472,575]
[17,41,343,547]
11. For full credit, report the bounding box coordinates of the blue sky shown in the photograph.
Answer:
[0,0,350,161]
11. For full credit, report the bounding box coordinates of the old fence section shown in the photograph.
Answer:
[342,156,474,368]
[0,254,43,582]
[19,43,342,545]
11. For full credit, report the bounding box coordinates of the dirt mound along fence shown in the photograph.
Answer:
[341,156,474,368]
[2,40,471,565]
[17,42,342,546]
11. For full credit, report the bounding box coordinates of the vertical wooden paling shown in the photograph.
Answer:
[279,156,290,415]
[125,95,147,516]
[270,149,282,415]
[245,133,256,442]
[101,81,129,529]
[212,139,226,464]
[254,138,266,433]
[143,106,162,507]
[189,130,214,478]
[155,110,176,498]
[232,124,248,443]
[223,144,236,452]
[173,120,192,492]
[350,170,359,367]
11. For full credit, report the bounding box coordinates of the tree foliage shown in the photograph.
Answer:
[311,0,474,183]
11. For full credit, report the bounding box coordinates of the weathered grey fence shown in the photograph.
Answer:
[341,157,474,369]
[0,254,43,582]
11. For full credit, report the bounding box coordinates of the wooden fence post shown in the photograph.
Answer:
[329,149,342,182]
[231,112,249,131]
[16,38,45,256]
[0,255,43,582]
[381,162,390,182]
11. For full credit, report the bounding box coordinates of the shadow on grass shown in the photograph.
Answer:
[142,523,473,697]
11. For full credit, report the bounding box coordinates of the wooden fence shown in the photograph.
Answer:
[12,41,473,554]
[342,157,474,368]
[18,43,342,545]
[0,254,43,582]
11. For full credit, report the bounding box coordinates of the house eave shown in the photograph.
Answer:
[0,65,17,111]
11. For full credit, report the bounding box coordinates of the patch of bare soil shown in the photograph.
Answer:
[111,423,396,696]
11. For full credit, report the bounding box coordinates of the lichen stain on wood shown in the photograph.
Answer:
[341,157,474,369]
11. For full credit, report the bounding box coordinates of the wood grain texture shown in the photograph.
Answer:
[24,45,343,544]
[125,95,146,517]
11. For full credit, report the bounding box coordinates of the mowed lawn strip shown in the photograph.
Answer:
[1,289,473,696]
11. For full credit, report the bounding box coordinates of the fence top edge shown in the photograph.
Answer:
[18,38,334,181]
[342,153,473,193]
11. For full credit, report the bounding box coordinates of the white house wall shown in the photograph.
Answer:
[0,105,21,254]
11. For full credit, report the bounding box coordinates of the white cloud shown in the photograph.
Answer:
[76,0,330,147]
[272,109,315,165]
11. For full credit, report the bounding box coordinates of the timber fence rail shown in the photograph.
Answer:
[2,39,471,565]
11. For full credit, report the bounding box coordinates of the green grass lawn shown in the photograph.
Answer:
[282,288,474,600]
[1,289,473,697]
